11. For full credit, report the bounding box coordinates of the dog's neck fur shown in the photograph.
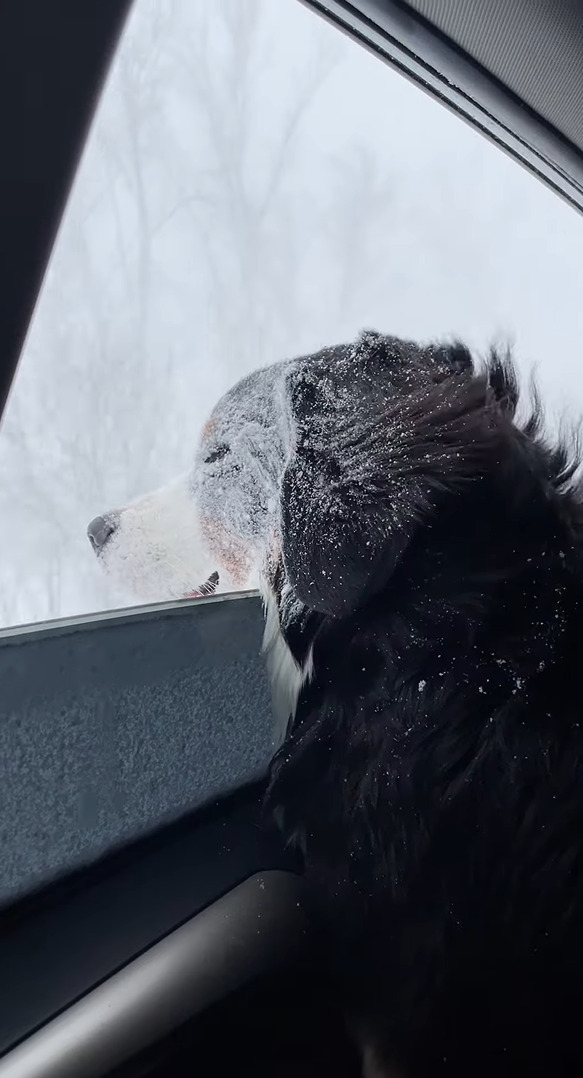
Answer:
[260,578,314,746]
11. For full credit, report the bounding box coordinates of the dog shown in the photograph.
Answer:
[89,330,583,1077]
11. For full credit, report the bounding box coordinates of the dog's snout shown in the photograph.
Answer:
[87,513,119,554]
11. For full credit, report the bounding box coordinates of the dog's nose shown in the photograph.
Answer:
[87,513,118,553]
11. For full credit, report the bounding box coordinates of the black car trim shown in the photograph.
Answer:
[0,871,308,1078]
[303,0,583,214]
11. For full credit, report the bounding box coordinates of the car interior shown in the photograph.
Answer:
[0,1,582,1076]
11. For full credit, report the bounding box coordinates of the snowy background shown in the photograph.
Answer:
[0,0,582,628]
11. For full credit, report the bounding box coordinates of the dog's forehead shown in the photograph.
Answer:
[204,343,357,437]
[200,332,420,449]
[202,360,290,444]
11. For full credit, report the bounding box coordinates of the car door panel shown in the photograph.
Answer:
[0,594,272,905]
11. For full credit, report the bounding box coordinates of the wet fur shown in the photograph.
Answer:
[92,331,583,1076]
[260,576,313,747]
[264,338,583,1077]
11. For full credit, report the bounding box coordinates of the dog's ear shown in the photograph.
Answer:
[279,336,505,617]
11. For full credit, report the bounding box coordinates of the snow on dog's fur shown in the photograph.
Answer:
[90,331,583,1077]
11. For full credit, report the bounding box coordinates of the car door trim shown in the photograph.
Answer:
[0,870,308,1078]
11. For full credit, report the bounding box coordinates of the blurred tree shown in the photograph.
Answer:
[0,0,394,625]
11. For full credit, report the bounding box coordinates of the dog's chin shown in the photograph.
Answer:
[96,547,224,606]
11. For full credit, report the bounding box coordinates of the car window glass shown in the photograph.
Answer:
[0,0,582,628]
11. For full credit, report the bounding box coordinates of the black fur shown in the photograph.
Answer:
[267,333,583,1076]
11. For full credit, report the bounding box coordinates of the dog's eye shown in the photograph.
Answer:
[204,443,230,465]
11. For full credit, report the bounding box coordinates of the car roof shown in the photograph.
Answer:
[404,0,583,155]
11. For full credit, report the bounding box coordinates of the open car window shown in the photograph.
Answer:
[0,0,582,631]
